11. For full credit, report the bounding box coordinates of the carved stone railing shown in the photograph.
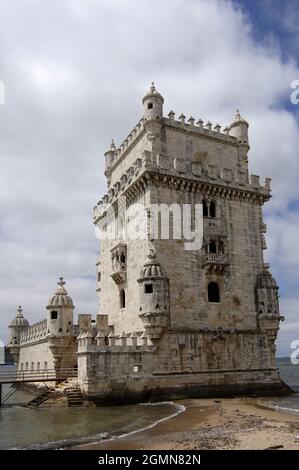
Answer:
[202,253,229,269]
[110,243,127,285]
[19,319,48,344]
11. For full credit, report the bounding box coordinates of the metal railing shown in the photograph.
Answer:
[0,368,77,384]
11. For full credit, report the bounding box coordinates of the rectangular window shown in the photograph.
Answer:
[51,311,58,320]
[144,284,153,294]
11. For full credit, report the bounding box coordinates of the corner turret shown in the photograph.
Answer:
[46,277,74,337]
[8,306,29,364]
[104,140,116,186]
[142,82,164,121]
[229,110,250,167]
[138,249,169,341]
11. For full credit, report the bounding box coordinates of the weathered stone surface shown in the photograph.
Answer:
[8,85,287,402]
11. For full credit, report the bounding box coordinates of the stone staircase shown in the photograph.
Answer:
[27,388,57,407]
[66,386,84,407]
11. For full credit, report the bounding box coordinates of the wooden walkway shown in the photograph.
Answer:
[0,368,78,406]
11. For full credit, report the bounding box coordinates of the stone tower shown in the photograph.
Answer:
[46,277,77,370]
[8,306,29,365]
[87,84,288,400]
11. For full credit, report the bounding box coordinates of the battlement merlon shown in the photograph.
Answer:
[103,84,251,189]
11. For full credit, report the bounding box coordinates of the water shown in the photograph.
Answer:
[0,366,182,449]
[0,360,298,449]
[262,358,299,415]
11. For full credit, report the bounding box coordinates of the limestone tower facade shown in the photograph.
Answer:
[83,84,288,400]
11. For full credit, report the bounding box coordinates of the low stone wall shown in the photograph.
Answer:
[77,329,291,403]
[79,369,291,404]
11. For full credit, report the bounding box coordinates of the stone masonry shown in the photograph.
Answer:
[77,84,289,402]
[8,84,290,403]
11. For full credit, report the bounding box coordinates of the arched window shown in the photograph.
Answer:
[202,200,208,217]
[210,200,216,218]
[120,253,126,263]
[120,289,126,308]
[209,241,217,253]
[208,282,220,303]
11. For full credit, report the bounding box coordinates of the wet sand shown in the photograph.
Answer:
[73,398,299,450]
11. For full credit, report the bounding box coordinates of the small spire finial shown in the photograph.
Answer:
[17,305,23,315]
[111,139,115,150]
[57,277,65,287]
[235,109,241,120]
[148,248,156,261]
[150,82,155,92]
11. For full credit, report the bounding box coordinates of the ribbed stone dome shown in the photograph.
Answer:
[9,306,29,327]
[47,277,74,308]
[256,269,278,289]
[233,109,248,124]
[142,82,164,104]
[139,250,166,279]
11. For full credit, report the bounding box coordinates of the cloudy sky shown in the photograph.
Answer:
[0,0,298,355]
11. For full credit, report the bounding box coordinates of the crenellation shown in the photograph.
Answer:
[93,159,271,224]
[164,114,236,143]
[108,117,145,172]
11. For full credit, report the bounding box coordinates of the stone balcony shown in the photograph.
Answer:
[110,243,127,285]
[202,253,230,272]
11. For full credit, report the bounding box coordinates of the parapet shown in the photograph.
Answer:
[19,319,47,345]
[93,154,272,223]
[77,330,154,353]
[164,111,237,144]
[104,118,145,177]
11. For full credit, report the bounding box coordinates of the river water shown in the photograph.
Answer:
[0,359,298,449]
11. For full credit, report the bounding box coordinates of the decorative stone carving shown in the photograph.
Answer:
[157,153,170,170]
[174,158,186,174]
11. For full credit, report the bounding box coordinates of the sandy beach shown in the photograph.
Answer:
[74,398,299,451]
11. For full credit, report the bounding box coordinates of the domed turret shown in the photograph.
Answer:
[47,277,74,308]
[138,249,169,341]
[256,270,278,290]
[46,277,74,336]
[9,305,29,346]
[229,110,249,146]
[9,305,29,328]
[256,266,279,316]
[142,82,164,121]
[139,250,166,279]
[104,140,116,186]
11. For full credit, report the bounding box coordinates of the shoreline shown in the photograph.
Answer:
[72,397,299,451]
